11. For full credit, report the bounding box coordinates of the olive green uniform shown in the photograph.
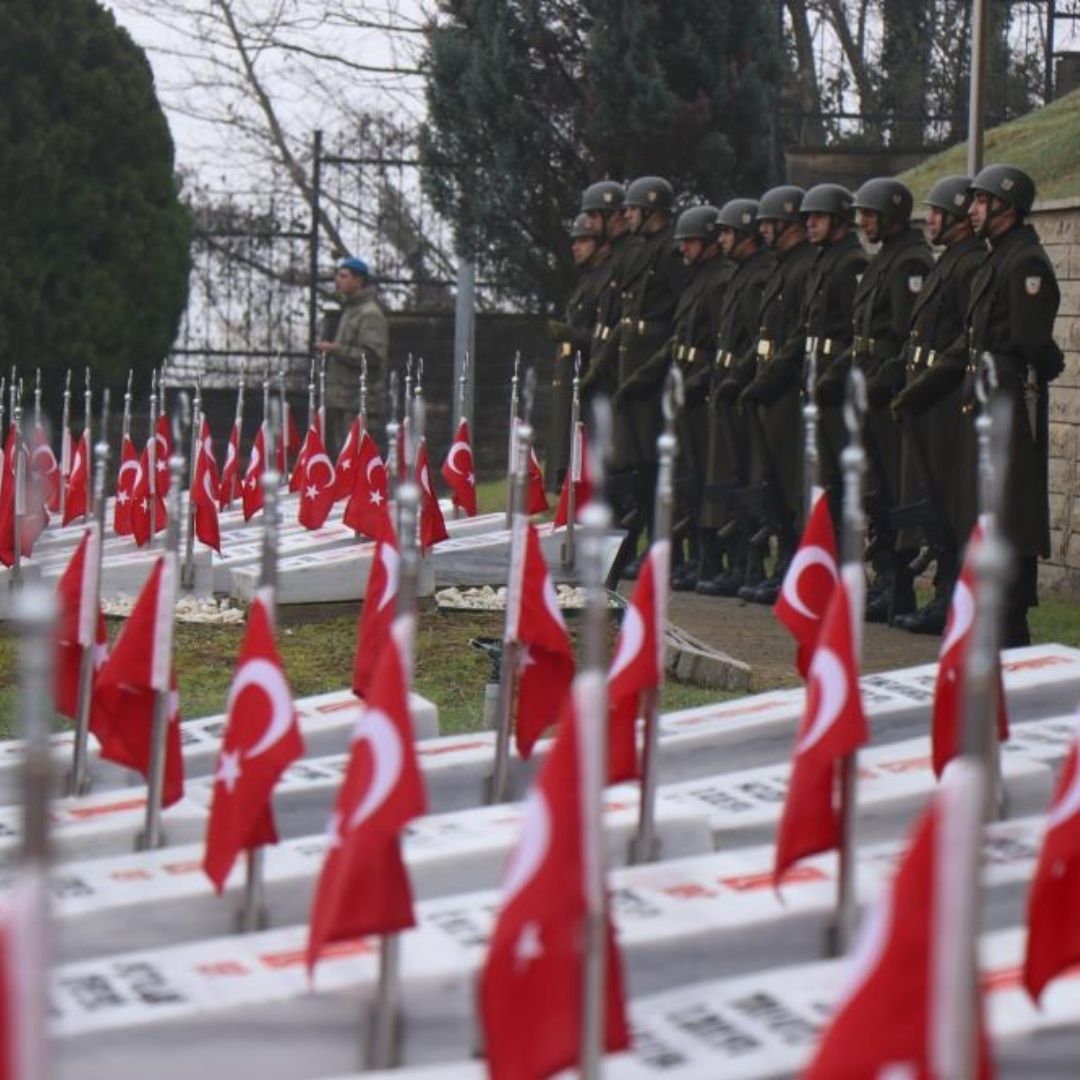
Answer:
[581,231,643,403]
[326,286,390,452]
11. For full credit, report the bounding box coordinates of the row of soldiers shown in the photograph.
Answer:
[547,165,1063,647]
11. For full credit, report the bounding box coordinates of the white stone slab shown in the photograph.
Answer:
[40,546,214,600]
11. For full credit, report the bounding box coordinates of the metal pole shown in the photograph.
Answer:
[69,394,110,797]
[182,366,202,589]
[309,129,323,358]
[966,0,989,176]
[386,371,400,523]
[561,354,582,568]
[831,368,866,957]
[505,352,521,525]
[318,354,327,447]
[122,370,133,441]
[307,358,317,443]
[34,368,42,429]
[148,373,159,544]
[578,397,614,1080]
[82,368,92,521]
[452,257,476,433]
[631,368,681,865]
[802,342,821,521]
[139,399,185,851]
[59,370,71,521]
[1046,0,1056,105]
[12,399,24,587]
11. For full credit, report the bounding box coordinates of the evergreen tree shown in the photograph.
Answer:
[421,0,779,309]
[0,0,190,404]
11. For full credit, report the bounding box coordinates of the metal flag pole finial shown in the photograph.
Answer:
[561,352,585,568]
[59,369,72,521]
[457,351,469,422]
[414,355,424,400]
[34,368,42,428]
[505,352,523,524]
[386,369,400,510]
[82,367,93,520]
[122,369,134,441]
[359,351,369,432]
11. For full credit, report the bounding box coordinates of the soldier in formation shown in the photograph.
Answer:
[560,164,1061,642]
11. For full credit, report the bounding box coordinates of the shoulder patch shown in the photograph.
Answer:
[908,274,923,294]
[1025,275,1042,296]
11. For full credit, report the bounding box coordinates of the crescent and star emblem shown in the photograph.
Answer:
[781,545,837,621]
[501,787,552,902]
[941,581,975,658]
[796,646,848,755]
[347,707,405,829]
[609,606,646,682]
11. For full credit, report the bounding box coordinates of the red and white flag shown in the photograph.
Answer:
[344,430,392,542]
[607,539,668,783]
[508,521,575,758]
[30,425,60,514]
[804,763,993,1079]
[773,487,838,680]
[131,441,167,547]
[153,412,173,494]
[52,527,108,720]
[0,871,48,1080]
[297,426,337,531]
[553,421,594,528]
[353,533,400,701]
[332,418,361,503]
[526,445,549,516]
[203,588,303,893]
[218,420,241,510]
[306,615,426,973]
[1023,707,1080,1003]
[241,425,267,521]
[416,438,449,552]
[61,432,89,525]
[0,442,47,566]
[931,517,1009,778]
[289,425,317,496]
[192,418,222,553]
[113,435,139,536]
[480,672,630,1078]
[774,565,867,887]
[440,418,477,517]
[90,554,184,807]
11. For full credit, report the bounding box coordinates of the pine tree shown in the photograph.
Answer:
[421,0,780,309]
[0,0,190,406]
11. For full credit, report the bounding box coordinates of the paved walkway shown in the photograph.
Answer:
[667,589,943,693]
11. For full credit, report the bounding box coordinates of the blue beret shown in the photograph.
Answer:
[337,256,370,276]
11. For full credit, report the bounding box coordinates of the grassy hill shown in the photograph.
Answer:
[898,87,1080,202]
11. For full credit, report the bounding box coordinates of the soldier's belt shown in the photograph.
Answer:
[675,345,700,363]
[717,350,735,369]
[621,318,668,336]
[805,336,839,356]
[909,345,938,370]
[594,322,613,341]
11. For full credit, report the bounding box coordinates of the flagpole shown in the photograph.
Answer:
[12,396,24,588]
[831,368,867,957]
[365,393,423,1072]
[631,368,681,865]
[122,370,133,442]
[82,367,92,521]
[59,370,71,521]
[386,371,401,534]
[140,396,185,852]
[488,369,534,805]
[148,372,159,544]
[239,398,280,933]
[802,341,821,520]
[579,396,614,1080]
[0,379,6,507]
[230,368,246,508]
[277,355,290,486]
[307,358,317,447]
[68,393,110,797]
[973,354,1009,818]
[15,580,56,1080]
[182,365,202,590]
[318,352,327,448]
[454,354,468,521]
[505,352,521,526]
[561,353,583,567]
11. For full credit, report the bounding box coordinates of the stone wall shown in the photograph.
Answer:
[1040,196,1080,596]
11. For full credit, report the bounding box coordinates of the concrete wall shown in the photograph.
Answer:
[1039,196,1080,596]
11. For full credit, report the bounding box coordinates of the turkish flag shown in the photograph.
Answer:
[30,425,60,513]
[0,442,47,566]
[113,435,139,536]
[553,421,594,528]
[416,438,448,551]
[61,432,89,525]
[1023,709,1080,1002]
[218,420,241,510]
[52,526,108,720]
[153,412,173,494]
[344,430,393,541]
[773,488,838,680]
[774,566,868,887]
[440,418,477,517]
[203,588,304,893]
[509,521,575,758]
[192,418,222,553]
[0,871,48,1080]
[353,534,400,701]
[332,418,361,503]
[90,554,185,808]
[289,425,316,495]
[297,426,337,531]
[242,425,267,521]
[931,518,1010,778]
[526,445,549,516]
[131,441,167,547]
[306,615,427,972]
[804,766,993,1079]
[480,671,630,1079]
[607,539,668,783]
